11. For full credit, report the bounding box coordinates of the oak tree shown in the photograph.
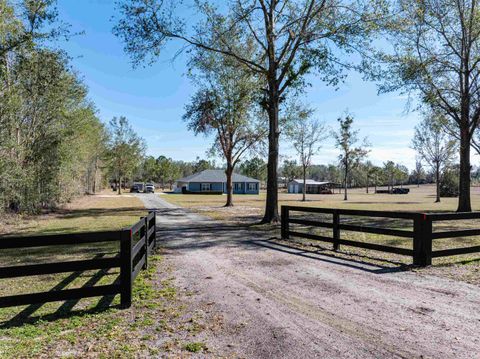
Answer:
[106,116,146,194]
[379,0,480,211]
[285,104,326,201]
[184,49,265,206]
[334,115,369,200]
[412,116,457,203]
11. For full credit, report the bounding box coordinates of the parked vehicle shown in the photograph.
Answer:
[130,182,145,193]
[375,188,410,194]
[392,188,410,194]
[145,183,155,193]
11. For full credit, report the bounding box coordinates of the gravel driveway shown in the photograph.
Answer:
[136,194,480,359]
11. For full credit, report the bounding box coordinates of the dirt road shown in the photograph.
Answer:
[137,194,480,358]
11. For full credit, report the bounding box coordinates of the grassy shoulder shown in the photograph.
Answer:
[0,192,146,236]
[0,255,210,358]
[0,193,212,357]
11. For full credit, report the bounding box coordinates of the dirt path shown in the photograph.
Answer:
[137,194,480,358]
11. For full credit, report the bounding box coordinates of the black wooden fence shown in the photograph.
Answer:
[0,211,157,309]
[281,206,480,266]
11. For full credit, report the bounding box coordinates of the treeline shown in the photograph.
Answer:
[282,159,480,194]
[281,160,415,189]
[0,1,151,213]
[134,157,217,189]
[0,1,106,213]
[198,154,475,195]
[133,155,268,191]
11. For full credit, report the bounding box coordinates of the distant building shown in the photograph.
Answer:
[288,179,334,194]
[174,169,260,194]
[277,176,288,189]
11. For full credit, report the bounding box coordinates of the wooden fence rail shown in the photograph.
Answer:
[0,211,157,309]
[281,206,480,266]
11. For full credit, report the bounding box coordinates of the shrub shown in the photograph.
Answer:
[440,170,459,197]
[184,342,207,353]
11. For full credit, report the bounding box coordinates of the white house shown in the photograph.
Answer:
[287,179,334,194]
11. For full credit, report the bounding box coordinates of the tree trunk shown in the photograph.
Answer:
[93,156,98,194]
[225,163,234,207]
[302,165,306,202]
[262,85,280,223]
[118,176,122,195]
[457,128,471,211]
[366,174,369,194]
[344,165,348,201]
[435,163,440,203]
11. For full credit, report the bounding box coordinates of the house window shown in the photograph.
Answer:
[248,183,256,191]
[234,183,242,191]
[201,183,211,191]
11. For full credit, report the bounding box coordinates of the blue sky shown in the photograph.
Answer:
[56,0,431,170]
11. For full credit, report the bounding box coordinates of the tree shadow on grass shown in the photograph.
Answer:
[0,298,120,330]
[56,207,144,219]
[0,254,120,329]
[0,244,119,267]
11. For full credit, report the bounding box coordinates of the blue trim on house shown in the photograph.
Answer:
[189,182,223,192]
[186,181,259,194]
[244,182,259,194]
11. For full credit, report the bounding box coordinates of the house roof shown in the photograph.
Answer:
[289,179,332,185]
[176,169,260,183]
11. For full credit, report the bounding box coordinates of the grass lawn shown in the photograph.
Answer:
[0,193,207,358]
[0,192,147,236]
[161,185,480,274]
[162,184,480,219]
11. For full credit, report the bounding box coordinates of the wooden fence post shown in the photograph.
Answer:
[413,214,432,266]
[333,210,340,251]
[143,216,148,270]
[152,211,157,250]
[120,228,132,308]
[281,206,289,239]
